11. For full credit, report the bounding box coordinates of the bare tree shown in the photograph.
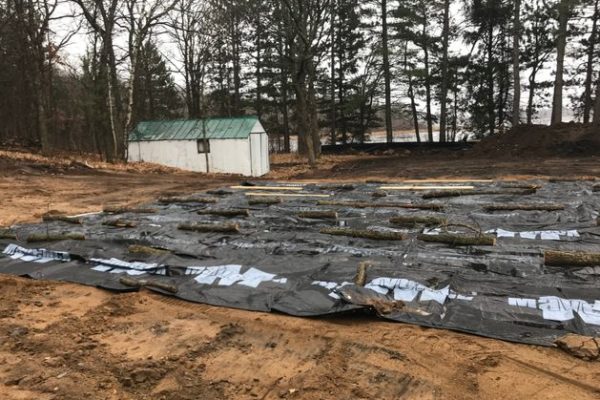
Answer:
[512,0,521,127]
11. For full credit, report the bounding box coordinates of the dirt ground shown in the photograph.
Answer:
[1,149,599,400]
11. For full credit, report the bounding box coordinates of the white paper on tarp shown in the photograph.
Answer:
[508,296,600,326]
[487,229,579,241]
[190,264,287,287]
[3,244,71,264]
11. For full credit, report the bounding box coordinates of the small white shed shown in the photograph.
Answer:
[128,116,270,177]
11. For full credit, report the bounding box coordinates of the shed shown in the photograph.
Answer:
[128,116,270,177]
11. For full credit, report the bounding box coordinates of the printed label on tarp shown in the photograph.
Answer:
[3,244,70,263]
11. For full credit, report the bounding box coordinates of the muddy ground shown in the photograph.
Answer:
[1,149,599,400]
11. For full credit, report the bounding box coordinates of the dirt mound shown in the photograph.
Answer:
[472,123,600,158]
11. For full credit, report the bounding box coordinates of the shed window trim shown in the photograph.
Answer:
[197,139,210,154]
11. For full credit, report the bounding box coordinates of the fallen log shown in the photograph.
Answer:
[42,213,82,225]
[544,250,600,267]
[206,189,234,196]
[178,222,240,234]
[484,203,565,211]
[389,215,447,227]
[320,227,406,240]
[119,276,178,294]
[422,188,536,199]
[318,184,355,191]
[103,219,138,228]
[103,206,157,214]
[128,245,171,256]
[230,185,303,191]
[158,196,217,204]
[354,261,371,286]
[247,198,282,206]
[593,185,600,193]
[372,191,388,198]
[197,209,250,217]
[317,200,444,211]
[549,176,596,182]
[26,233,85,242]
[0,229,17,240]
[417,233,496,246]
[297,210,338,220]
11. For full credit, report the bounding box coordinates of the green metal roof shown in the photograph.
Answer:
[129,116,259,142]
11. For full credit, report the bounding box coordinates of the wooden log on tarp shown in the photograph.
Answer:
[417,233,496,246]
[354,261,371,286]
[0,229,17,240]
[318,184,356,191]
[158,196,217,204]
[320,227,406,240]
[178,222,240,234]
[372,191,388,198]
[549,176,596,182]
[593,185,600,192]
[128,244,171,255]
[297,210,338,220]
[103,206,157,214]
[317,200,444,211]
[26,233,85,242]
[119,276,178,294]
[422,188,536,199]
[483,203,565,211]
[42,213,82,225]
[197,209,250,217]
[544,250,600,267]
[103,219,138,228]
[389,215,447,227]
[206,189,234,196]
[247,198,282,206]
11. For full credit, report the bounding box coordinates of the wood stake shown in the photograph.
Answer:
[158,196,217,204]
[128,245,171,255]
[104,206,157,214]
[354,261,371,286]
[317,200,444,211]
[320,227,406,241]
[0,229,17,240]
[484,203,565,211]
[103,219,138,228]
[197,209,250,217]
[544,250,600,267]
[389,215,447,227]
[297,211,338,220]
[417,233,496,246]
[178,223,240,234]
[42,213,82,225]
[247,198,282,205]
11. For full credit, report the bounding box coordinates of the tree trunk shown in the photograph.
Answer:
[381,0,393,143]
[551,0,571,126]
[439,0,450,142]
[526,69,538,124]
[330,1,336,145]
[583,0,599,123]
[423,22,433,143]
[594,77,600,126]
[486,22,495,136]
[512,0,521,127]
[404,45,420,143]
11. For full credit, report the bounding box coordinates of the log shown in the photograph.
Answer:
[484,203,565,211]
[119,276,178,294]
[417,233,496,246]
[402,179,494,183]
[422,188,536,199]
[354,261,371,286]
[318,184,355,191]
[158,196,217,204]
[372,191,388,198]
[544,250,600,267]
[593,185,600,193]
[178,223,240,234]
[245,192,330,198]
[365,179,389,184]
[549,177,596,182]
[42,213,82,225]
[247,198,282,205]
[320,227,406,240]
[0,229,17,240]
[317,200,444,211]
[104,206,157,214]
[389,215,447,227]
[26,233,85,242]
[297,210,338,220]
[197,209,250,217]
[103,219,138,228]
[128,245,171,255]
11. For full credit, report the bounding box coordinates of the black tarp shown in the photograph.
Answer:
[1,180,599,345]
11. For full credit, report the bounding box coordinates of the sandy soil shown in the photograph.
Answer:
[1,149,599,400]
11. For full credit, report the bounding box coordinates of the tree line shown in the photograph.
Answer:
[0,0,599,164]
